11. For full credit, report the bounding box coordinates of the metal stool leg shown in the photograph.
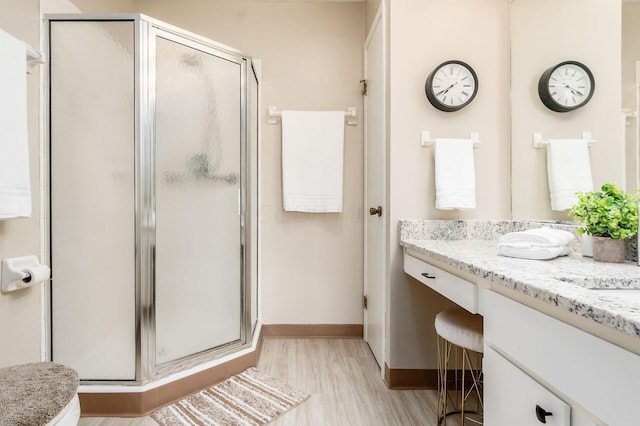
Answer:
[437,333,450,425]
[462,347,483,425]
[437,334,483,425]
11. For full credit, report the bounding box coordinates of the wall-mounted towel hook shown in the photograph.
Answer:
[267,106,358,126]
[533,131,596,148]
[420,131,481,148]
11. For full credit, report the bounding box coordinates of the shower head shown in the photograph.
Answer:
[181,53,202,67]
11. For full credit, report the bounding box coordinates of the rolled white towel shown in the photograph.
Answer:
[499,227,576,247]
[498,242,572,260]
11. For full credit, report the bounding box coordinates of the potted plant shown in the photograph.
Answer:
[568,183,638,262]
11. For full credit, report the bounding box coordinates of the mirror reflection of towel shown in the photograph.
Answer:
[434,138,476,210]
[547,139,593,211]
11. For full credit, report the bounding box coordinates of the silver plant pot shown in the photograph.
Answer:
[592,236,626,263]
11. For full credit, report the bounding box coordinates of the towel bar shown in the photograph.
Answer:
[420,131,481,148]
[623,109,637,127]
[533,131,596,148]
[25,45,43,61]
[267,106,357,126]
[25,42,45,73]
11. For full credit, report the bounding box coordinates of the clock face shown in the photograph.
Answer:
[425,60,478,112]
[538,61,595,112]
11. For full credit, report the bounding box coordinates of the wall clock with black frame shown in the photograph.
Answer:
[538,61,595,112]
[425,60,479,112]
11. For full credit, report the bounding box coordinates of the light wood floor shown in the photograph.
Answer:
[79,338,453,426]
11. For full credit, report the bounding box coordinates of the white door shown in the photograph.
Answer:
[364,8,385,369]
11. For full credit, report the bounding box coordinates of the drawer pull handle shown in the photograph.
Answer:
[421,272,436,279]
[535,405,553,423]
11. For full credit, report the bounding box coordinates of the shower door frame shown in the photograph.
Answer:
[140,19,251,382]
[47,14,255,385]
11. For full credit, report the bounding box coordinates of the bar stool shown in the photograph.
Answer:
[435,309,484,425]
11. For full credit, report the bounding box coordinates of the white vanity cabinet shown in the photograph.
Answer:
[484,290,640,426]
[403,252,479,313]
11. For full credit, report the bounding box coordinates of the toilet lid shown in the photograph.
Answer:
[0,362,79,425]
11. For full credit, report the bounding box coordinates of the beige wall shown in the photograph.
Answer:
[511,0,622,220]
[622,3,640,193]
[0,0,43,368]
[365,0,381,36]
[43,1,366,326]
[136,2,366,326]
[42,0,135,14]
[387,0,510,369]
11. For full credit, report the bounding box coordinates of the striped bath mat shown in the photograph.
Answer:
[151,368,310,425]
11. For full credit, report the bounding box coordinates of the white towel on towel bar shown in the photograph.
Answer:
[434,138,476,210]
[281,110,345,213]
[546,139,593,211]
[0,28,31,219]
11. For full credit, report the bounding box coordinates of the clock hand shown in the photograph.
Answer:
[436,84,453,96]
[564,83,583,97]
[435,81,459,96]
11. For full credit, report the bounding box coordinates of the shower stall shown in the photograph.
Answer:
[47,15,259,383]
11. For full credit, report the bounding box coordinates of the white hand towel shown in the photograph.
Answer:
[434,138,476,210]
[499,227,576,247]
[498,242,571,260]
[282,111,345,213]
[0,28,31,219]
[547,139,593,211]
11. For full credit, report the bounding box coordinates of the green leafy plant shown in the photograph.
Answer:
[568,183,638,239]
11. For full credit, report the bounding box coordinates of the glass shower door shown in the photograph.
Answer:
[153,33,245,365]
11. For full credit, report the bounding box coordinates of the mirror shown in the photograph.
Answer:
[510,0,631,220]
[622,1,640,194]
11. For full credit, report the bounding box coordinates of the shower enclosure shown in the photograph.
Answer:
[47,15,259,383]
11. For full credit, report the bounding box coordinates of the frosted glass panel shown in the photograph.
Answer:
[155,37,243,364]
[50,21,136,380]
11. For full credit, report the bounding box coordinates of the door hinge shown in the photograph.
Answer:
[363,295,368,310]
[360,79,368,96]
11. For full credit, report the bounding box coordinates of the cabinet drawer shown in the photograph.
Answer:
[485,290,638,425]
[485,346,570,425]
[403,253,478,313]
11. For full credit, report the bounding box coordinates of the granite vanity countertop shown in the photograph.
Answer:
[400,236,640,341]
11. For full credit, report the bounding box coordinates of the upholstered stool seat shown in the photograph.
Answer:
[0,362,80,425]
[435,309,483,425]
[435,309,484,353]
